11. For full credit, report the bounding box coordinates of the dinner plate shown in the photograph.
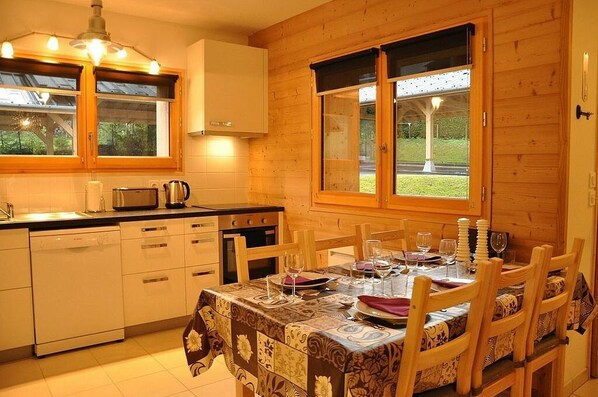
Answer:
[271,272,332,289]
[354,300,408,323]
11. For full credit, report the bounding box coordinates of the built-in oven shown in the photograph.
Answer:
[219,212,279,284]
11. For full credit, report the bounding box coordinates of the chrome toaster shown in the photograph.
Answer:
[112,187,159,211]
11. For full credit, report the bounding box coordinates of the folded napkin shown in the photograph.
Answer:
[355,261,373,271]
[358,295,411,317]
[431,279,468,289]
[283,275,330,286]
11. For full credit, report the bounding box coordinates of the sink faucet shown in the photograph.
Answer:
[0,202,14,219]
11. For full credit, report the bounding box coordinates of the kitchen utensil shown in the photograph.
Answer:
[164,180,190,208]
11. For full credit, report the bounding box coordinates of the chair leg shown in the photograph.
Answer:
[552,346,566,397]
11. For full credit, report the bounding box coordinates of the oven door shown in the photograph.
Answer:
[221,227,277,284]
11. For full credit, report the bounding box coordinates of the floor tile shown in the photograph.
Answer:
[134,328,185,355]
[150,347,189,370]
[572,377,598,397]
[66,384,124,397]
[169,360,233,390]
[101,354,165,383]
[89,339,147,364]
[43,366,113,397]
[190,377,236,397]
[166,392,196,397]
[0,358,44,388]
[37,349,100,377]
[116,370,186,397]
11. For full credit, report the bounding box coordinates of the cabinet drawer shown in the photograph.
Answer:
[122,268,186,326]
[0,228,29,249]
[184,216,218,234]
[0,248,31,290]
[122,236,185,275]
[185,264,219,314]
[120,219,184,239]
[185,232,219,266]
[0,287,34,350]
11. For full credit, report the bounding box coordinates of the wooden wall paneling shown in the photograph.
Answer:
[249,0,570,261]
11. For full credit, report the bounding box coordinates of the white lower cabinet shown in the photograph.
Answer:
[0,228,34,351]
[185,264,218,314]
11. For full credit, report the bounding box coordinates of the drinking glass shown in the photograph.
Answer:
[490,232,508,258]
[373,249,393,296]
[438,239,457,279]
[283,252,304,301]
[416,231,432,270]
[363,239,382,284]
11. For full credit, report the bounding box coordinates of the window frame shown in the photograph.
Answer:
[0,54,183,173]
[310,18,490,217]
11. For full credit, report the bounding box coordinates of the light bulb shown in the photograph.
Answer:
[116,48,127,59]
[1,41,14,58]
[431,96,443,110]
[86,39,107,66]
[47,35,59,51]
[149,59,160,75]
[40,92,50,103]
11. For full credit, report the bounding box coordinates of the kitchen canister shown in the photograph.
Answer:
[85,180,105,213]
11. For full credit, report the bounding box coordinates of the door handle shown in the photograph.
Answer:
[141,242,168,249]
[142,276,169,284]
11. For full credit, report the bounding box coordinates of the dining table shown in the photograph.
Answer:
[183,262,597,397]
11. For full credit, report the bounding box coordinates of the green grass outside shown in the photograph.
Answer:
[359,174,469,198]
[396,138,468,165]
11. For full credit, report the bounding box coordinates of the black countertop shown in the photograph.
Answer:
[0,204,284,231]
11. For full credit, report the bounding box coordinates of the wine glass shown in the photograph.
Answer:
[363,239,382,284]
[373,249,393,296]
[490,232,508,258]
[283,251,304,301]
[439,239,457,279]
[416,232,432,271]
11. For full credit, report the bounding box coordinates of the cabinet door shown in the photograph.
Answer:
[0,248,30,290]
[185,232,219,267]
[0,288,34,350]
[122,236,185,275]
[122,268,186,326]
[120,219,184,240]
[184,216,218,234]
[185,264,218,315]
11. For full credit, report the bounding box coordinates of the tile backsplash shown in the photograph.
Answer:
[0,136,249,214]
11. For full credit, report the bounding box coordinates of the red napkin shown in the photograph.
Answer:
[355,261,373,271]
[431,279,468,289]
[283,275,330,286]
[358,295,411,316]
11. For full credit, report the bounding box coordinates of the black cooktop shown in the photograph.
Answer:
[192,203,281,211]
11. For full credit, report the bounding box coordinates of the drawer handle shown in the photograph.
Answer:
[209,121,232,127]
[192,270,215,277]
[143,276,169,284]
[191,222,215,228]
[141,242,168,249]
[141,226,167,232]
[191,238,215,244]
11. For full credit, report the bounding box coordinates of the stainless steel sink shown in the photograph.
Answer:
[4,211,92,223]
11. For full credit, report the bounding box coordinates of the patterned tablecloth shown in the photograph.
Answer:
[183,265,597,397]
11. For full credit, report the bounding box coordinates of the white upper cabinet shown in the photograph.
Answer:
[187,39,268,137]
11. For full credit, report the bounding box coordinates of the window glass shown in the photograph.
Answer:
[95,69,177,158]
[321,85,376,193]
[394,69,470,199]
[0,59,80,156]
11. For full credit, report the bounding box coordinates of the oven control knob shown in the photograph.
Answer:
[261,218,268,224]
[232,220,239,227]
[247,219,253,226]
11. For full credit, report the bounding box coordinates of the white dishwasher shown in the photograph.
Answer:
[30,226,124,356]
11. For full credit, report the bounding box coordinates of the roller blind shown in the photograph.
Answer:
[309,48,378,94]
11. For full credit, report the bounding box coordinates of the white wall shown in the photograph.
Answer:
[565,0,598,390]
[0,0,250,211]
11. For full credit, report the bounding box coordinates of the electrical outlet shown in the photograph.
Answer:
[148,180,160,189]
[159,180,169,190]
[589,190,596,206]
[590,172,596,188]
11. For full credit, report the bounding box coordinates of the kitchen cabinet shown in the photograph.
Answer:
[184,216,219,314]
[121,219,186,326]
[0,229,34,351]
[187,39,268,137]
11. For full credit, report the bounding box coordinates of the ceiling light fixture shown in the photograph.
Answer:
[46,35,59,51]
[69,0,122,66]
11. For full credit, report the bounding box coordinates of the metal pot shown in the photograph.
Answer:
[164,180,190,208]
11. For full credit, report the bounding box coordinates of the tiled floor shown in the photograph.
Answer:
[0,327,596,397]
[0,328,235,397]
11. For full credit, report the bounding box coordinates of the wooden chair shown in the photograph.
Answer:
[355,220,409,258]
[233,231,310,282]
[471,247,547,397]
[295,229,361,270]
[524,238,584,397]
[395,258,498,397]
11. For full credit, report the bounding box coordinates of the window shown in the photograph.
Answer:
[311,21,487,215]
[0,57,182,172]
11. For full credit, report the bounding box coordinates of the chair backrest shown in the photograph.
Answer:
[395,259,498,397]
[472,248,547,391]
[527,238,584,353]
[356,221,409,258]
[295,229,361,270]
[234,234,306,283]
